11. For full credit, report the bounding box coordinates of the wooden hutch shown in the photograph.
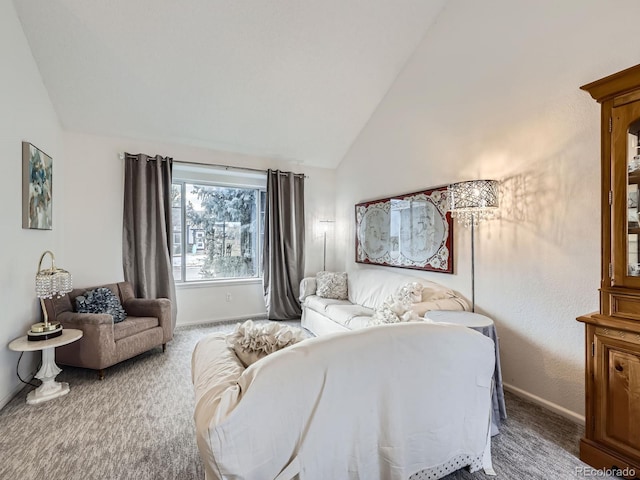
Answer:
[578,65,640,478]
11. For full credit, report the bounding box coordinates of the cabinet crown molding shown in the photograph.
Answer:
[581,63,640,102]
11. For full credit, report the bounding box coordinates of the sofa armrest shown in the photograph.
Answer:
[192,333,245,422]
[299,277,317,302]
[55,311,116,368]
[57,311,114,327]
[123,297,172,343]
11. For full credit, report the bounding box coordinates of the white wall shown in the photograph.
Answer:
[61,131,335,326]
[0,0,63,407]
[335,0,640,420]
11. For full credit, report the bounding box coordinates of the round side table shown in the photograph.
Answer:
[424,310,493,329]
[9,328,83,405]
[424,310,507,435]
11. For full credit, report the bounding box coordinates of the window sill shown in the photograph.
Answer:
[175,278,263,289]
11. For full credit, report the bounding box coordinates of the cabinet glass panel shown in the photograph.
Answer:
[628,120,640,276]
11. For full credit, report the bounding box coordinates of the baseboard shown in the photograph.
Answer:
[0,378,32,410]
[503,382,585,425]
[176,313,268,328]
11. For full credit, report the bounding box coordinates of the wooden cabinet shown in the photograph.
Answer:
[579,65,640,478]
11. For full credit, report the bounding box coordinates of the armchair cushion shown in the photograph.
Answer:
[114,316,159,342]
[75,287,127,323]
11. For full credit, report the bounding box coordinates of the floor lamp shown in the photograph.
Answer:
[319,220,335,271]
[448,180,500,312]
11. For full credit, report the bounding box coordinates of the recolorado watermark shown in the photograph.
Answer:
[575,466,636,477]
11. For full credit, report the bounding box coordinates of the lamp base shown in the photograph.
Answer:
[28,323,63,341]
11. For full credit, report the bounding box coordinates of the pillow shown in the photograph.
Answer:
[368,283,420,326]
[75,287,127,323]
[316,271,348,300]
[226,320,306,367]
[421,286,454,302]
[396,282,423,304]
[418,279,456,301]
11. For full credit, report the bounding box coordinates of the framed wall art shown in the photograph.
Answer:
[22,142,53,230]
[355,186,453,273]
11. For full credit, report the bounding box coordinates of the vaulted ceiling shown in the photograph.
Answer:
[15,0,446,168]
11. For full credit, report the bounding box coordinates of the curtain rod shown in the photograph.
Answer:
[118,153,307,178]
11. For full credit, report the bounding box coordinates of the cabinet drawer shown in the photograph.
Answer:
[608,293,640,321]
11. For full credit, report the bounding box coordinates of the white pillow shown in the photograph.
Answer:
[316,271,348,300]
[396,282,423,304]
[421,286,454,302]
[368,298,415,326]
[368,284,420,326]
[226,320,306,367]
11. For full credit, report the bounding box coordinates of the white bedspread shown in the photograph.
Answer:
[192,322,495,480]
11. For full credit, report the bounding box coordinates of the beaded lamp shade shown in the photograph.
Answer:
[448,180,500,227]
[447,179,499,312]
[36,264,72,299]
[30,251,72,340]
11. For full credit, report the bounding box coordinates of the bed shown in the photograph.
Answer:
[192,322,496,480]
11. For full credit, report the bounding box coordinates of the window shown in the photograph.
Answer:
[172,164,266,283]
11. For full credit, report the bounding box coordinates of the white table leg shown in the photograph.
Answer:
[27,346,70,405]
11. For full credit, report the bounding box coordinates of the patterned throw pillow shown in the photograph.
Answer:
[75,287,127,323]
[226,320,307,367]
[368,283,420,326]
[396,282,424,304]
[316,271,348,300]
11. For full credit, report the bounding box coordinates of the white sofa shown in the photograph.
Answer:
[192,322,495,480]
[300,269,469,336]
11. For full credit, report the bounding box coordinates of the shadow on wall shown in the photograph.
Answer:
[497,137,595,248]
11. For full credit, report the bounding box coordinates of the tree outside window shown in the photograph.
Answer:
[172,182,263,282]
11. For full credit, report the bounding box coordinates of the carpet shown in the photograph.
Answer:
[0,321,613,480]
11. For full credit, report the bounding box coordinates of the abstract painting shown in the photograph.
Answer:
[22,142,52,230]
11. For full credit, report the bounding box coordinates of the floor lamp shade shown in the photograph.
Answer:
[448,180,500,227]
[448,180,500,312]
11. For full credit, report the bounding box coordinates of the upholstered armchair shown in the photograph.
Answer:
[43,281,172,379]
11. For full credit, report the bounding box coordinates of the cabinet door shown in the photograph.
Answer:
[613,101,640,288]
[594,328,640,461]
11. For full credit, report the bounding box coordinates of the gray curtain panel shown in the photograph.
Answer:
[122,153,177,328]
[263,169,305,320]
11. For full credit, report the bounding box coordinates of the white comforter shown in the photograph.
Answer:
[192,322,495,480]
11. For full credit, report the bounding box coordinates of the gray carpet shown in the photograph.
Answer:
[0,322,611,480]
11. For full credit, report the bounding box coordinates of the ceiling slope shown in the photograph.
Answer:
[14,0,446,168]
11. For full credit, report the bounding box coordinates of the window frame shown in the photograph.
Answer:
[171,176,266,285]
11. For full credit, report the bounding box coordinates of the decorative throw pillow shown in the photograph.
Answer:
[396,282,424,304]
[368,283,420,326]
[226,320,306,367]
[75,287,127,323]
[316,271,348,300]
